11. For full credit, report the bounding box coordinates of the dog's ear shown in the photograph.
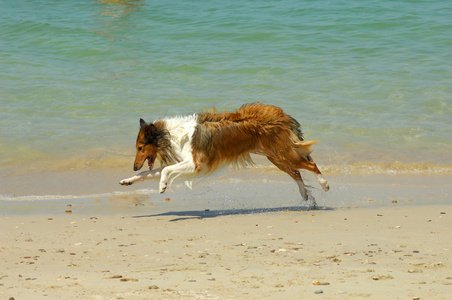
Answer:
[144,124,157,143]
[147,124,156,136]
[140,118,147,128]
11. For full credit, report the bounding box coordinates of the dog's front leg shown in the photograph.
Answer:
[159,161,196,193]
[119,167,163,186]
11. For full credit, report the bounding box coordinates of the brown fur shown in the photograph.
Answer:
[191,103,321,177]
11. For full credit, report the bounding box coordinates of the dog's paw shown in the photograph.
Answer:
[119,179,133,186]
[320,180,329,192]
[159,181,167,194]
[317,175,330,192]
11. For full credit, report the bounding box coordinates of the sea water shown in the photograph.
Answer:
[1,0,451,203]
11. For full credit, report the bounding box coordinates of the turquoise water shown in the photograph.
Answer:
[1,0,451,177]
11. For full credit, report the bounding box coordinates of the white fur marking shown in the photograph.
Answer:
[119,168,164,186]
[159,160,197,193]
[317,174,329,191]
[162,114,197,163]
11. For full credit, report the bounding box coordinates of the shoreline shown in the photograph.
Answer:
[1,171,451,216]
[1,173,450,212]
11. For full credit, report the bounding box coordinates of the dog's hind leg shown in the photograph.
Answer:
[267,156,308,200]
[278,149,330,192]
[302,155,329,192]
[119,167,164,186]
[299,159,329,192]
[292,141,329,191]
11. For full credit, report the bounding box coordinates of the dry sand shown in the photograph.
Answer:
[1,204,451,299]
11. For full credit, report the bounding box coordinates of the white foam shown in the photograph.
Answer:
[0,189,159,202]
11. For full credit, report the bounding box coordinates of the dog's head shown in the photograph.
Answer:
[133,119,170,171]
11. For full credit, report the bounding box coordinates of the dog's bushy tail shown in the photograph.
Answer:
[293,140,318,157]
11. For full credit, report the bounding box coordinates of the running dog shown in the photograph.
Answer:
[119,103,329,200]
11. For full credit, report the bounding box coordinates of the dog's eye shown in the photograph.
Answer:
[138,147,142,151]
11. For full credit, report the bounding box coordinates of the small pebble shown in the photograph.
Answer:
[149,285,159,290]
[314,290,323,294]
[313,281,330,285]
[120,278,138,282]
[408,269,423,273]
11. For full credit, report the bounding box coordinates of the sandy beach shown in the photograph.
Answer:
[1,198,451,299]
[3,0,452,299]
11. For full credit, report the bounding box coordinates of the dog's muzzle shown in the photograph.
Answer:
[134,155,153,172]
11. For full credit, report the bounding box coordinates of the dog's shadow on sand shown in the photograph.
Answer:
[132,205,334,222]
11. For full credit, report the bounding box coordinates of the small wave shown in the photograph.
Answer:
[0,189,159,202]
[241,160,452,176]
[321,162,452,175]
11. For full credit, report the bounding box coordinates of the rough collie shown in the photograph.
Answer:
[119,103,329,200]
